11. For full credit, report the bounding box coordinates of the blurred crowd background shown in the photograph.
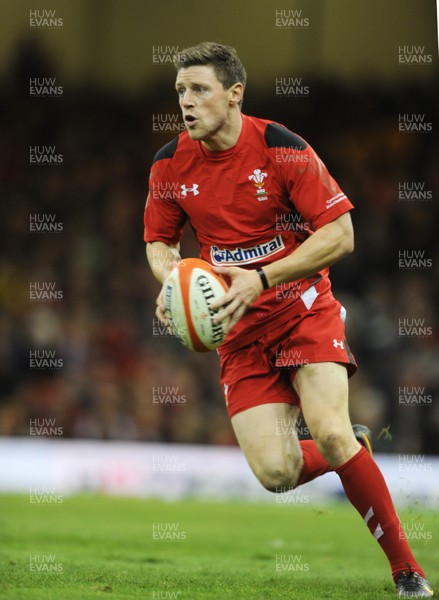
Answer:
[1,0,438,454]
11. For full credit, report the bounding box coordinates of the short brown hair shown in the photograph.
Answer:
[174,42,247,93]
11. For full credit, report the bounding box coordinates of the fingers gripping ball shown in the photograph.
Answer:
[164,258,230,352]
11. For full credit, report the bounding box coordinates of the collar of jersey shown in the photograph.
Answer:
[196,114,248,161]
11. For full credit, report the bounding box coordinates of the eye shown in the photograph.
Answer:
[194,86,206,93]
[176,88,185,97]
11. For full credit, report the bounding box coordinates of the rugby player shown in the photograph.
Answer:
[144,42,433,597]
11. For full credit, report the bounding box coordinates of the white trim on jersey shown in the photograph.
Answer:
[326,192,347,209]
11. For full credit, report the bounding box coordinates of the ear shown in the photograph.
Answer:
[228,82,244,106]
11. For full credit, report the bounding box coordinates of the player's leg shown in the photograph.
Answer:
[231,400,349,492]
[231,402,302,491]
[219,334,333,493]
[294,361,431,591]
[293,361,360,466]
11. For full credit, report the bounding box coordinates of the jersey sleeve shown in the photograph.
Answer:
[143,158,187,245]
[280,140,353,231]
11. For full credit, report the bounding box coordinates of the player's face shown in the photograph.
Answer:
[175,65,240,147]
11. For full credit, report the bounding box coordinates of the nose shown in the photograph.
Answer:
[181,90,194,108]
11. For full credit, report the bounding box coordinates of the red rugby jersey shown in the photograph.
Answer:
[144,114,353,352]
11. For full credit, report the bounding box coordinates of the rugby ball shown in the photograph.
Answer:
[164,258,230,352]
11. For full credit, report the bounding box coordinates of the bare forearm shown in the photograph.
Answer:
[146,242,181,285]
[263,215,354,287]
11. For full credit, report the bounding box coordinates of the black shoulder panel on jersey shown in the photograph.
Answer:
[152,136,179,164]
[264,123,308,150]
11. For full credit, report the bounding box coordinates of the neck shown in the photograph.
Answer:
[202,110,243,152]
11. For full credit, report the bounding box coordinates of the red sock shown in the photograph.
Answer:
[336,447,424,581]
[297,440,332,485]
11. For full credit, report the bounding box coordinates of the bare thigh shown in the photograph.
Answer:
[293,362,360,467]
[231,402,303,492]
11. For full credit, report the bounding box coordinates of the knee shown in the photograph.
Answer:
[312,429,358,466]
[254,454,303,493]
[314,430,343,454]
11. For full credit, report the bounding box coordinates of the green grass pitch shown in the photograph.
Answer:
[0,494,437,599]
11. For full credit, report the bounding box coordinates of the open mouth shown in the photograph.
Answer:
[185,115,197,125]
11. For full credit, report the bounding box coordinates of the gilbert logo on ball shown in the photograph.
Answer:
[164,258,230,352]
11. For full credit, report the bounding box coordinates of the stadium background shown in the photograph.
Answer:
[1,0,438,458]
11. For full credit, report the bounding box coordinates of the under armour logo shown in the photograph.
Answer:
[180,184,199,197]
[333,339,344,349]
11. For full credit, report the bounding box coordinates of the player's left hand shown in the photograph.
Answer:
[211,266,264,333]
